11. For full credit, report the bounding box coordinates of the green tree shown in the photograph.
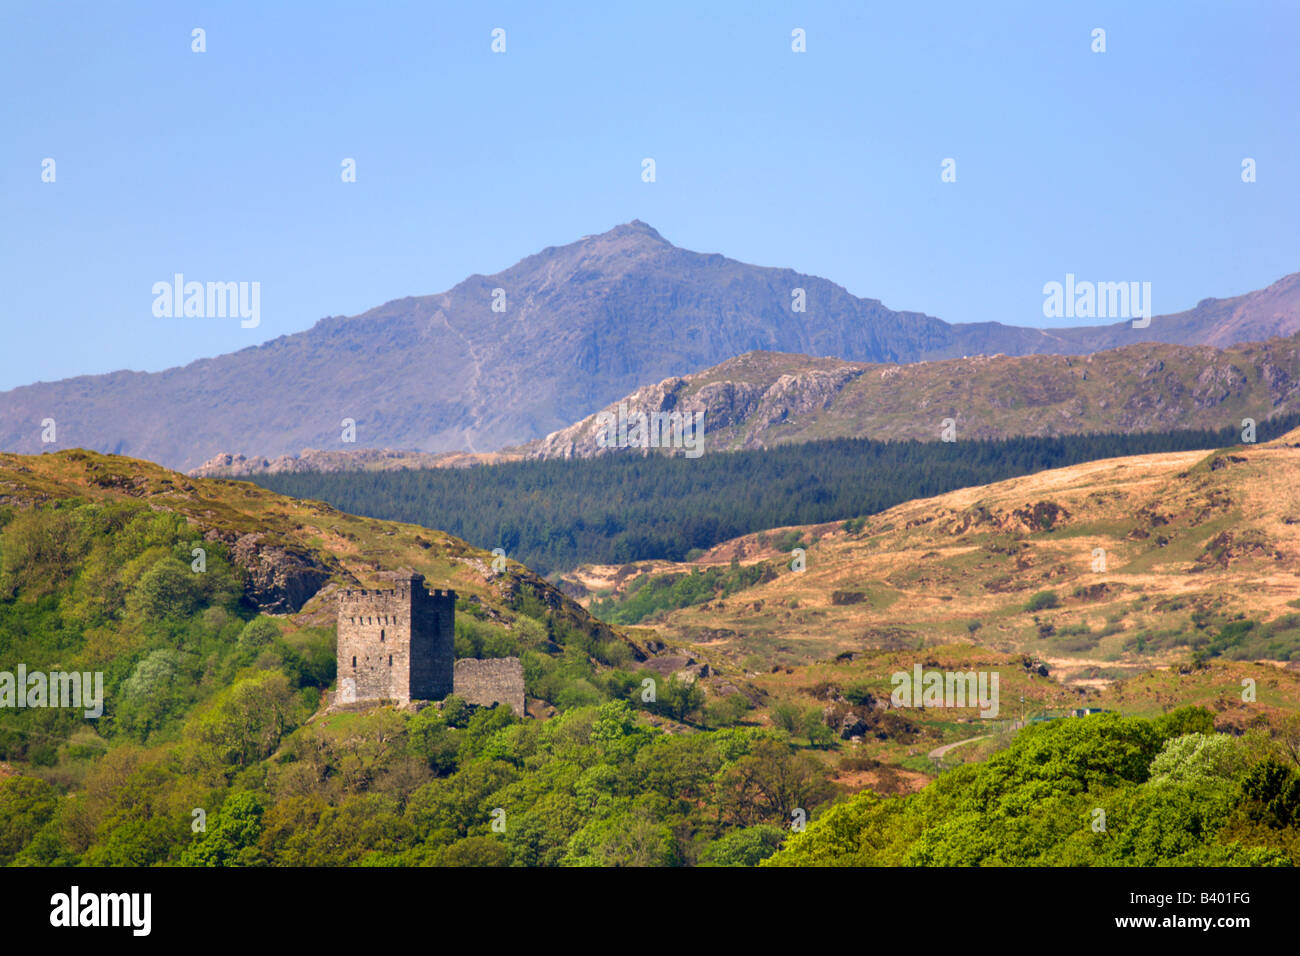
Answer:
[563,810,679,867]
[117,648,187,739]
[0,777,60,865]
[801,709,837,750]
[181,791,266,866]
[719,738,834,827]
[1148,733,1245,788]
[237,616,280,650]
[131,556,204,621]
[651,675,704,723]
[1240,757,1300,829]
[185,671,301,772]
[1025,590,1059,612]
[438,834,509,866]
[700,825,784,866]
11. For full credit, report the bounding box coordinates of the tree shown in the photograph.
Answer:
[761,792,890,867]
[1240,757,1300,829]
[704,693,752,728]
[801,709,837,750]
[562,810,678,867]
[405,759,519,839]
[770,702,801,735]
[653,675,704,723]
[237,616,280,650]
[1276,713,1300,771]
[1148,733,1244,788]
[1025,590,1059,612]
[117,648,186,739]
[131,557,204,622]
[700,825,784,866]
[185,671,301,772]
[719,738,834,827]
[0,777,59,865]
[0,506,80,599]
[438,835,509,866]
[181,791,265,866]
[407,708,460,775]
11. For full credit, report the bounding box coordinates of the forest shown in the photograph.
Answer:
[768,709,1300,866]
[0,499,824,865]
[252,415,1300,574]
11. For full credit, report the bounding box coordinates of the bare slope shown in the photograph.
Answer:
[572,428,1300,686]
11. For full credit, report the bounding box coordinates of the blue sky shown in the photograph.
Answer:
[2,0,1296,390]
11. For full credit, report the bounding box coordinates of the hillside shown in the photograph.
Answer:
[244,423,1300,575]
[570,427,1300,688]
[3,447,1300,868]
[0,448,916,867]
[529,333,1300,457]
[0,448,634,656]
[2,221,1297,471]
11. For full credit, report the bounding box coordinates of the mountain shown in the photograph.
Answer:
[528,332,1300,457]
[3,221,1298,471]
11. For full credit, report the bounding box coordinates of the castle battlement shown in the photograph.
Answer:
[341,587,457,599]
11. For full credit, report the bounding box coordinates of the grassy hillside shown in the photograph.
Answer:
[580,427,1300,688]
[3,446,1299,867]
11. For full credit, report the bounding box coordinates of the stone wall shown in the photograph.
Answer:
[454,657,526,716]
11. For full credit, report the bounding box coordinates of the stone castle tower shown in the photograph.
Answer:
[336,572,525,715]
[337,573,455,704]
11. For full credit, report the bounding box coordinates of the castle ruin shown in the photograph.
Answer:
[337,572,525,716]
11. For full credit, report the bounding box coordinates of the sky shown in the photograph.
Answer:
[2,0,1297,390]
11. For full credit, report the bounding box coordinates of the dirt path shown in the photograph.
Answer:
[928,734,991,760]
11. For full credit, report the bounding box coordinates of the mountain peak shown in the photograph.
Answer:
[601,219,668,244]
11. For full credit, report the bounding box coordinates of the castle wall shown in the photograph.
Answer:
[454,658,526,716]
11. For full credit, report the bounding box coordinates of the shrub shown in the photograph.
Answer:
[772,530,804,553]
[1025,590,1060,613]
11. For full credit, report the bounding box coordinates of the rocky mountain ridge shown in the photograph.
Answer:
[4,221,1296,470]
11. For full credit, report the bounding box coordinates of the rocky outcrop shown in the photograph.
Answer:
[190,447,469,478]
[204,530,333,613]
[529,365,865,458]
